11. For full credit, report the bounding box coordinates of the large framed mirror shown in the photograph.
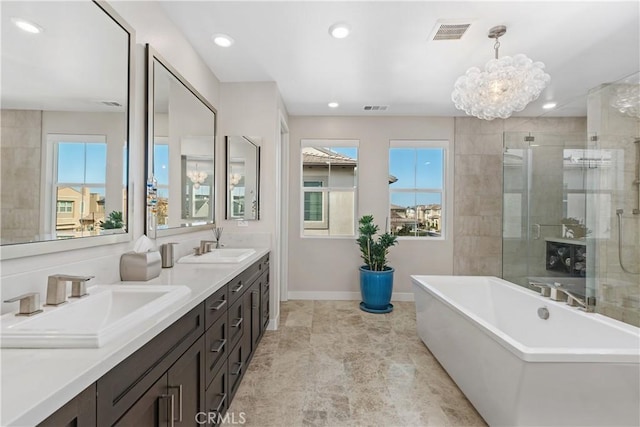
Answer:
[0,1,134,259]
[226,136,261,220]
[146,45,216,237]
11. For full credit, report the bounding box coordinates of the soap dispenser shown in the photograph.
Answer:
[160,242,177,268]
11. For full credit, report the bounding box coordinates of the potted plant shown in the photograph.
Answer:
[100,211,125,234]
[356,215,398,313]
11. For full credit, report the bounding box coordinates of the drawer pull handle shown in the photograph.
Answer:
[168,384,183,422]
[231,317,243,328]
[209,299,226,311]
[251,291,258,309]
[212,393,227,413]
[230,361,242,376]
[158,393,175,427]
[210,339,226,353]
[232,282,243,293]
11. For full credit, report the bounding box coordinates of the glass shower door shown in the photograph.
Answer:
[502,132,588,295]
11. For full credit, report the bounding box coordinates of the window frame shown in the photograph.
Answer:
[389,140,448,240]
[46,134,108,238]
[300,139,359,238]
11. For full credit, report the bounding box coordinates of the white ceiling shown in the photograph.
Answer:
[160,1,640,118]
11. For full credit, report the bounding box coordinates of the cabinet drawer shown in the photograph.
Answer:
[228,341,246,403]
[97,303,205,427]
[228,297,245,351]
[205,363,229,426]
[262,294,270,331]
[205,313,228,388]
[205,285,228,329]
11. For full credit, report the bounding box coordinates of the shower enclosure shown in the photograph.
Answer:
[502,73,640,327]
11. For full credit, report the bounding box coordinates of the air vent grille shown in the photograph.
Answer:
[363,105,388,111]
[432,23,470,41]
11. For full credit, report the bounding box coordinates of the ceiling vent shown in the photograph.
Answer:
[363,105,388,112]
[432,22,471,41]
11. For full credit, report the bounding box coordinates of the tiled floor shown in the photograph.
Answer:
[228,300,486,427]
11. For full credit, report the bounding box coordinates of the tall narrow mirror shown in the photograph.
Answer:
[146,45,216,236]
[0,1,133,259]
[226,136,261,220]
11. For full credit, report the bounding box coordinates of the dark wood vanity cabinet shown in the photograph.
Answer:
[38,384,97,427]
[39,253,269,427]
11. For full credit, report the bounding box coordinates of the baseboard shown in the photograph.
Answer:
[287,291,414,302]
[266,314,279,331]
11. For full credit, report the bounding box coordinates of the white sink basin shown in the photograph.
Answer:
[178,248,256,264]
[0,285,191,348]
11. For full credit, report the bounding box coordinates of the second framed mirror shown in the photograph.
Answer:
[226,136,260,220]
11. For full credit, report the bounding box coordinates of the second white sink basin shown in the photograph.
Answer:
[0,285,191,348]
[178,248,256,264]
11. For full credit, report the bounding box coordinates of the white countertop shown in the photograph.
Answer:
[0,247,269,427]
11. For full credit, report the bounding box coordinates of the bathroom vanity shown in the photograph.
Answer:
[1,249,270,426]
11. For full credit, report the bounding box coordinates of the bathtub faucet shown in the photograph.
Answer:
[529,282,551,297]
[555,284,596,313]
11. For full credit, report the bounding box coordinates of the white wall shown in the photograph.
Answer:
[287,116,455,299]
[217,81,289,326]
[0,1,222,313]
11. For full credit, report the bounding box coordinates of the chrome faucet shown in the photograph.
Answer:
[4,293,43,316]
[529,282,551,297]
[555,284,596,312]
[200,240,216,253]
[46,274,94,305]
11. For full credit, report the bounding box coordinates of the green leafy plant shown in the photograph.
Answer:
[357,215,398,271]
[100,211,124,230]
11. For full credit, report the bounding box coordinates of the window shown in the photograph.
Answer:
[389,141,447,238]
[51,136,107,237]
[56,201,74,214]
[153,139,169,226]
[301,140,358,237]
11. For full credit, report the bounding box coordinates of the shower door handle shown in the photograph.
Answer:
[532,223,541,240]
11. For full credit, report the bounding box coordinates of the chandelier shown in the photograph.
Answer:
[186,164,208,189]
[610,83,640,118]
[451,25,550,120]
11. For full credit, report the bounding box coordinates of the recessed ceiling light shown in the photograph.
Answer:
[11,17,43,34]
[329,23,350,39]
[542,102,557,110]
[212,34,234,47]
[328,102,339,108]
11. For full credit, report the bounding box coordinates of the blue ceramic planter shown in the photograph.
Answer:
[359,266,394,313]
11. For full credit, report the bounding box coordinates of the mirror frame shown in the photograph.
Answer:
[145,44,217,238]
[0,0,135,260]
[225,136,261,220]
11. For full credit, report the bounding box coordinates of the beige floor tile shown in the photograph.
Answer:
[230,300,487,427]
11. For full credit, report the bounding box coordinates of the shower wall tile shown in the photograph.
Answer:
[0,109,42,244]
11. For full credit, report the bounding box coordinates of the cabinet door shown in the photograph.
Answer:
[261,270,270,332]
[228,340,246,403]
[167,337,206,427]
[205,363,229,427]
[228,297,245,351]
[250,281,261,351]
[205,312,229,388]
[38,384,96,427]
[114,374,170,427]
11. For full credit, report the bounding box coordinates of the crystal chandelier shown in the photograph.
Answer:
[610,83,640,118]
[186,164,208,189]
[451,26,551,120]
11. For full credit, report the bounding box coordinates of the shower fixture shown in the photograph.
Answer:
[615,209,639,275]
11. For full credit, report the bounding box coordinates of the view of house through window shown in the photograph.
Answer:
[301,140,358,236]
[54,139,107,238]
[154,140,170,227]
[389,141,446,237]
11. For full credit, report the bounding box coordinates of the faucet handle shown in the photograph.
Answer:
[529,282,551,297]
[4,293,43,316]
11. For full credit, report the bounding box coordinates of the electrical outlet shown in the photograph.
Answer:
[237,220,248,227]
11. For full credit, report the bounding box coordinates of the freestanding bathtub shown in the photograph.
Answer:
[412,275,640,427]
